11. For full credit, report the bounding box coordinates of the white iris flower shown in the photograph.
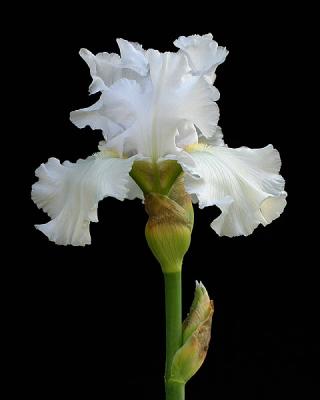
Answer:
[32,34,286,246]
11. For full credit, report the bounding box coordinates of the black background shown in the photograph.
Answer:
[13,3,318,399]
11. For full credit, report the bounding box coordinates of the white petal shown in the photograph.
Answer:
[125,176,144,200]
[31,152,135,246]
[260,194,287,225]
[70,97,123,141]
[79,41,148,94]
[72,50,220,159]
[174,33,228,81]
[176,123,224,149]
[176,121,198,148]
[180,144,287,237]
[198,126,225,146]
[116,38,149,76]
[145,48,220,141]
[98,78,147,155]
[79,48,122,93]
[176,73,220,139]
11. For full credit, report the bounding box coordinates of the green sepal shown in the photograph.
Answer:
[130,159,182,195]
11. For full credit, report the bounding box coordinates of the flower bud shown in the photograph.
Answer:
[169,282,214,383]
[183,281,213,342]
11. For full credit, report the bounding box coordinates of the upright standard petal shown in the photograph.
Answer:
[174,33,228,83]
[79,49,122,94]
[116,38,149,76]
[180,144,287,237]
[70,97,123,138]
[71,50,220,159]
[79,39,148,94]
[31,152,135,246]
[198,126,225,147]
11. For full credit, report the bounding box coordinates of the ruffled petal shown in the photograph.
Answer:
[79,48,122,93]
[116,38,149,76]
[79,39,148,94]
[176,121,198,148]
[175,72,220,140]
[71,49,220,158]
[176,124,225,149]
[70,98,123,140]
[125,176,144,200]
[31,152,135,246]
[174,33,228,83]
[198,126,225,146]
[179,144,287,237]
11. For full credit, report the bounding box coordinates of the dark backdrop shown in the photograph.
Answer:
[14,3,317,399]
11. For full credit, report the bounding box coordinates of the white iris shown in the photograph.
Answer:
[32,34,287,245]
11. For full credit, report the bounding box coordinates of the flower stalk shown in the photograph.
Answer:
[164,272,184,400]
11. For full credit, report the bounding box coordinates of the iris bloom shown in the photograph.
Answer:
[32,34,287,246]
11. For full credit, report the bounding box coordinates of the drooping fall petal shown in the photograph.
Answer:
[32,152,137,245]
[180,144,287,237]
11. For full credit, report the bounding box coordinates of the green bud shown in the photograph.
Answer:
[144,175,193,273]
[183,281,213,342]
[169,282,214,383]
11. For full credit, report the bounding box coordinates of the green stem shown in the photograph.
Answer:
[166,381,185,400]
[164,271,185,400]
